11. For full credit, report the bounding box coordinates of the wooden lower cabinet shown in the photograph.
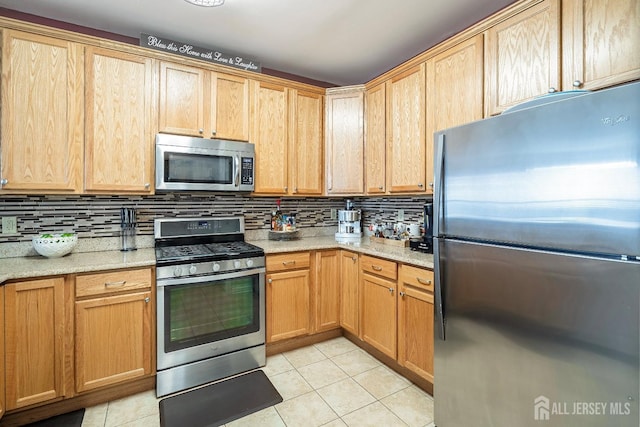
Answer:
[340,250,360,335]
[315,251,340,332]
[1,286,5,420]
[4,277,71,410]
[74,268,153,393]
[398,265,434,382]
[266,252,311,342]
[359,255,398,359]
[75,291,153,393]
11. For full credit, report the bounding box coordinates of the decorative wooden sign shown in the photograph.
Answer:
[140,33,261,73]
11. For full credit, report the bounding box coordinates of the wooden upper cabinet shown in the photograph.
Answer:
[386,64,426,194]
[0,30,83,193]
[159,61,250,140]
[85,47,156,193]
[325,86,365,195]
[159,61,206,137]
[426,34,484,189]
[4,277,69,410]
[210,72,251,141]
[485,0,561,115]
[364,83,386,194]
[252,81,289,194]
[289,90,324,195]
[562,0,640,91]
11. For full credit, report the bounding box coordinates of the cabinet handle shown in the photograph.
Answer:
[417,277,432,286]
[284,186,288,192]
[144,297,150,303]
[0,178,7,186]
[372,265,383,271]
[399,291,406,297]
[388,287,394,294]
[351,256,357,262]
[418,183,423,188]
[268,278,272,284]
[105,280,126,287]
[573,80,583,88]
[282,260,296,266]
[548,87,557,93]
[211,130,217,135]
[144,183,150,189]
[198,128,204,134]
[294,187,298,193]
[429,182,434,188]
[378,186,383,190]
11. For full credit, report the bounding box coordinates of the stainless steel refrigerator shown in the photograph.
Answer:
[433,81,639,427]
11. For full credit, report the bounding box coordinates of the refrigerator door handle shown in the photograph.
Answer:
[433,237,445,340]
[433,133,445,237]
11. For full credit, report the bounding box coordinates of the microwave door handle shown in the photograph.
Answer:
[234,155,240,187]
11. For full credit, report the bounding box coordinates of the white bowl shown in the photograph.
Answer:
[32,233,78,258]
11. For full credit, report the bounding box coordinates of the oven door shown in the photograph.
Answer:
[157,268,265,370]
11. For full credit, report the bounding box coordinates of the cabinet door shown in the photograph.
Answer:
[325,88,364,195]
[159,61,207,137]
[266,269,310,342]
[75,291,152,392]
[364,83,386,194]
[360,273,397,358]
[252,81,289,194]
[485,0,561,115]
[4,278,67,409]
[562,0,640,91]
[340,250,360,335]
[426,34,484,191]
[290,90,324,195]
[398,266,434,382]
[85,47,155,193]
[0,287,5,419]
[387,64,426,193]
[315,251,340,332]
[211,72,250,141]
[0,30,83,193]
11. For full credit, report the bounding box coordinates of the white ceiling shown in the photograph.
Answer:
[0,0,516,86]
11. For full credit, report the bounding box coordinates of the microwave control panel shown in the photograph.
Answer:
[241,157,254,185]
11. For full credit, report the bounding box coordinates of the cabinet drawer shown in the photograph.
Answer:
[266,252,311,272]
[76,268,152,298]
[399,264,434,292]
[360,254,397,280]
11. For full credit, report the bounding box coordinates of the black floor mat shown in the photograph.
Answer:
[159,370,283,427]
[25,408,84,427]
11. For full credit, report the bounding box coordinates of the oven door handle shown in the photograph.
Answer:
[157,267,266,288]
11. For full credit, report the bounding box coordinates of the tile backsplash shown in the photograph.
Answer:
[0,193,431,255]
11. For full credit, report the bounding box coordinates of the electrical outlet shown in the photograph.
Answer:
[2,216,17,234]
[397,209,405,221]
[330,208,337,220]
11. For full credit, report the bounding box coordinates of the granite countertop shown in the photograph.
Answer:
[0,236,433,285]
[0,248,156,285]
[251,236,434,269]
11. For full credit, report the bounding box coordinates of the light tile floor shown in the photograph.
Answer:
[81,337,435,427]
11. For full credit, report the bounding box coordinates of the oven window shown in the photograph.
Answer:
[164,274,259,353]
[164,152,233,184]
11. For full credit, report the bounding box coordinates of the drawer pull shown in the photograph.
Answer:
[282,260,296,266]
[372,265,383,271]
[104,280,126,287]
[417,277,432,286]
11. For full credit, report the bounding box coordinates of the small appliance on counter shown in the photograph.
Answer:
[409,202,433,253]
[335,199,362,243]
[120,207,137,251]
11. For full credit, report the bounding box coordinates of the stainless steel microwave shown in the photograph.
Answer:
[155,134,255,192]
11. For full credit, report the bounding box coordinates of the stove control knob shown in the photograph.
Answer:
[246,259,254,268]
[173,267,183,277]
[189,265,198,275]
[212,263,221,272]
[234,260,242,269]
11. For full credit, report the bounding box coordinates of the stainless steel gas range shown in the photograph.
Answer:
[154,217,266,397]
